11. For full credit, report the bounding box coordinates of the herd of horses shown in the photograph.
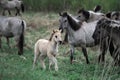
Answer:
[0,0,120,71]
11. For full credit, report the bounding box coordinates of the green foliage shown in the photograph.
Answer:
[23,0,120,12]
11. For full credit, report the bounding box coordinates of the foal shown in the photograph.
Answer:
[33,29,62,71]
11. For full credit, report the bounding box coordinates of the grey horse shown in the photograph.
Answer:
[0,0,24,16]
[0,16,26,55]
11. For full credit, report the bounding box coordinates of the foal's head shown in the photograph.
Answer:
[49,29,62,44]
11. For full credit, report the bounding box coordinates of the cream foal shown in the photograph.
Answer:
[33,29,62,71]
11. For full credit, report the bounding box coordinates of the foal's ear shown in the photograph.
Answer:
[59,29,62,33]
[53,29,57,33]
[106,12,111,18]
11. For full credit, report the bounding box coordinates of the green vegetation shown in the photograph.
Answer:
[0,12,120,80]
[24,0,120,12]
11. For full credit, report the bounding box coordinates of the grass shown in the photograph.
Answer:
[0,12,120,80]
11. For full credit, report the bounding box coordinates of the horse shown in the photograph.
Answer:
[62,5,104,43]
[76,8,118,63]
[0,0,24,16]
[106,11,120,21]
[0,16,26,55]
[33,29,62,71]
[92,18,120,65]
[59,12,103,64]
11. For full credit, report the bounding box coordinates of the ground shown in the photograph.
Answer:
[0,12,120,80]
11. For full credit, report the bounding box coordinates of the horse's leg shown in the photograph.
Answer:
[109,41,115,58]
[82,47,90,64]
[63,32,68,44]
[0,37,2,48]
[6,37,11,48]
[8,10,11,15]
[2,9,5,16]
[70,45,75,64]
[15,7,20,16]
[99,39,108,63]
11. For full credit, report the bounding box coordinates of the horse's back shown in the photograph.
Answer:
[35,39,49,55]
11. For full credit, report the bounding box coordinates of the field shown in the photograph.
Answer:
[0,12,120,80]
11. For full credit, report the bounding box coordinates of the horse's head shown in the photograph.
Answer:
[59,12,69,32]
[106,11,120,21]
[50,29,62,44]
[77,5,104,22]
[0,0,7,4]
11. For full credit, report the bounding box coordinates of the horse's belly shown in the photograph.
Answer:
[2,32,13,37]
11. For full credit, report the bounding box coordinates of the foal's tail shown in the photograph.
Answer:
[21,3,25,12]
[18,20,26,55]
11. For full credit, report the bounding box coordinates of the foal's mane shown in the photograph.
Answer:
[49,32,55,41]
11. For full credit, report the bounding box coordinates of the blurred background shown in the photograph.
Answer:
[23,0,120,12]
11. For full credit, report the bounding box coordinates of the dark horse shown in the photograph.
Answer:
[93,18,120,65]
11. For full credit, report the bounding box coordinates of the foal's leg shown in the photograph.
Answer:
[82,47,90,64]
[40,54,46,70]
[48,53,58,71]
[33,46,40,69]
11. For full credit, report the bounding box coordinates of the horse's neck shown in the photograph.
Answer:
[67,14,81,31]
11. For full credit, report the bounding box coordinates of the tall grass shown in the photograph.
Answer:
[24,0,120,12]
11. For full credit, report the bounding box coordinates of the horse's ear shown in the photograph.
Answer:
[53,29,56,33]
[83,10,90,19]
[78,8,84,13]
[59,12,62,16]
[94,5,102,12]
[106,12,111,18]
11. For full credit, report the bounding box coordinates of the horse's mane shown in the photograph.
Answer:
[97,18,120,29]
[62,12,82,31]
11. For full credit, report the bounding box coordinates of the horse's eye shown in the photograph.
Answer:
[55,36,57,38]
[64,20,67,22]
[78,16,81,17]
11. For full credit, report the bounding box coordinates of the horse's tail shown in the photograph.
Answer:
[18,20,25,55]
[21,3,25,12]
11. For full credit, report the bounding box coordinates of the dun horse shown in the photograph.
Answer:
[0,16,26,55]
[33,29,62,71]
[0,0,24,16]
